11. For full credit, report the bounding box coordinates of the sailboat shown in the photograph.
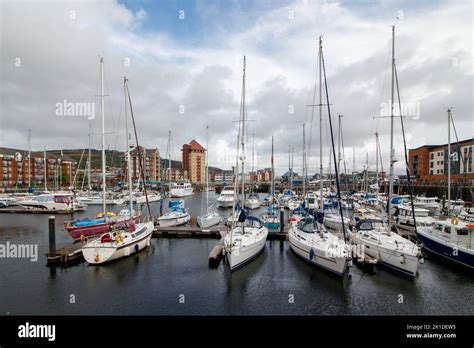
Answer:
[347,26,423,278]
[197,125,221,228]
[288,36,352,276]
[65,66,139,240]
[260,136,280,230]
[82,70,154,264]
[158,199,191,227]
[224,56,268,271]
[244,134,261,209]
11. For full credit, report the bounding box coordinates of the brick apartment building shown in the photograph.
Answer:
[408,138,473,186]
[182,140,206,184]
[0,147,77,191]
[122,146,160,184]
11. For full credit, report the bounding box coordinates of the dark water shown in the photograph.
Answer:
[0,192,473,315]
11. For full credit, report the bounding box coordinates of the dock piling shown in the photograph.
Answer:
[280,207,284,233]
[48,216,56,260]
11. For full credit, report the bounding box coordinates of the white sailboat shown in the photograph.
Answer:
[158,199,190,227]
[224,56,268,271]
[82,70,154,264]
[197,125,221,228]
[347,26,423,278]
[288,36,351,276]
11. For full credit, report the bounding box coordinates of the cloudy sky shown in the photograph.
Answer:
[1,0,472,175]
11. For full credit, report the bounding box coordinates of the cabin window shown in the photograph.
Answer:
[359,221,373,230]
[434,224,444,232]
[457,228,469,236]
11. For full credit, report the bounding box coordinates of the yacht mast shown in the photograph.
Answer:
[387,25,396,231]
[447,108,452,214]
[167,131,171,186]
[124,77,133,213]
[290,146,294,192]
[88,124,91,191]
[375,131,379,194]
[319,36,324,210]
[302,123,306,197]
[100,57,107,217]
[44,150,47,190]
[206,125,209,212]
[27,129,31,189]
[240,56,246,217]
[271,136,275,200]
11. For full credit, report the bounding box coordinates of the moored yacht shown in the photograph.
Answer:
[217,186,235,208]
[170,181,193,198]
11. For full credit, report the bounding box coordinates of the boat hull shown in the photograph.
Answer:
[288,231,348,276]
[158,214,190,227]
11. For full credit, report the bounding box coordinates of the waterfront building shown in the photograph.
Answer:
[182,140,206,184]
[122,146,160,184]
[409,138,473,186]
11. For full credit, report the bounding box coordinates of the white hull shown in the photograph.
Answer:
[244,199,261,210]
[323,214,350,231]
[288,228,349,276]
[197,212,221,228]
[225,226,268,270]
[82,222,154,264]
[170,188,193,198]
[348,230,421,278]
[217,198,234,208]
[77,197,125,205]
[158,213,190,227]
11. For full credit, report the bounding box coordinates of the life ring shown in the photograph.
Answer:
[451,217,458,225]
[95,254,100,262]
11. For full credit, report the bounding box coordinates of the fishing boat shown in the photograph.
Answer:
[197,125,221,228]
[170,181,193,197]
[158,200,190,227]
[217,186,235,208]
[224,56,268,271]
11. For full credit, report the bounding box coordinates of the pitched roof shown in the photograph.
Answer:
[184,139,206,152]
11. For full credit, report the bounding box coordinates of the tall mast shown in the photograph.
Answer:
[240,56,246,210]
[206,125,209,212]
[88,124,92,191]
[124,77,133,213]
[387,25,396,231]
[447,108,452,214]
[44,149,47,190]
[352,147,355,191]
[318,36,324,210]
[27,129,31,189]
[365,152,369,193]
[288,145,290,189]
[167,131,171,185]
[337,114,342,176]
[100,56,106,217]
[271,136,275,200]
[290,146,295,191]
[375,131,379,195]
[302,123,306,196]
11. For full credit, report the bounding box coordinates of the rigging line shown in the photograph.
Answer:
[126,83,152,220]
[321,44,347,242]
[340,120,349,191]
[448,112,471,202]
[307,41,320,166]
[394,64,418,237]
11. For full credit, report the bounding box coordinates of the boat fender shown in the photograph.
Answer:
[309,248,315,261]
[399,255,405,264]
[134,244,139,253]
[451,217,458,225]
[95,255,100,263]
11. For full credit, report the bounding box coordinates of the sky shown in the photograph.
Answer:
[0,0,472,175]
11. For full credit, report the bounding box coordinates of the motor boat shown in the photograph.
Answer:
[244,193,261,210]
[170,181,193,198]
[217,186,235,208]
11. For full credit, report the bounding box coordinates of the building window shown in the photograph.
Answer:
[430,162,433,168]
[430,153,434,160]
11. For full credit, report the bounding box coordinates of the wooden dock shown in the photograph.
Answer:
[208,230,227,268]
[47,242,84,266]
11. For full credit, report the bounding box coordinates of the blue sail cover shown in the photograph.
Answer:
[169,200,186,213]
